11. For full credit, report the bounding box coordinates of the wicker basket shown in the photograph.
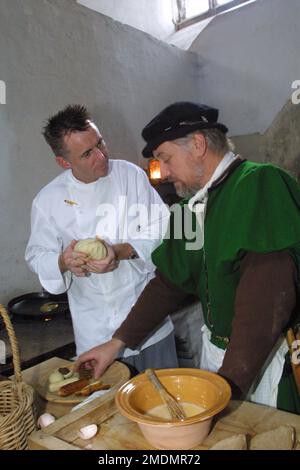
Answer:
[0,305,36,449]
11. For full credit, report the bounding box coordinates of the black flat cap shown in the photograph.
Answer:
[142,101,228,158]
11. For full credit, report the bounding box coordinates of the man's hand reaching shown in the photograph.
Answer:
[74,338,125,379]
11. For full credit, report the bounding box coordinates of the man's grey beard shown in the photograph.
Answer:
[175,166,203,198]
[176,185,198,198]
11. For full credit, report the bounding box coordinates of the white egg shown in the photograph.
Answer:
[78,424,98,440]
[37,413,56,428]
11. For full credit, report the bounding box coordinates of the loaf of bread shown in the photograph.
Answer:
[249,425,295,450]
[210,434,248,450]
[58,378,90,397]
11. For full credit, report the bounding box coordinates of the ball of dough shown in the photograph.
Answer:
[74,238,107,260]
[49,370,64,384]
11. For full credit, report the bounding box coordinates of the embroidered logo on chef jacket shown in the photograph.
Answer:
[64,199,78,206]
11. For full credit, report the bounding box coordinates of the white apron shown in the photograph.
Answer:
[200,324,288,407]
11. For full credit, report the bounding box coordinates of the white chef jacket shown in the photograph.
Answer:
[25,159,173,356]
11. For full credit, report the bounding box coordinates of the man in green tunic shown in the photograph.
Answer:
[76,102,300,414]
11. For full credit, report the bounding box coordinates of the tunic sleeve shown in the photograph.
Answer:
[218,250,297,397]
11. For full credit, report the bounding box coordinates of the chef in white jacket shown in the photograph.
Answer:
[25,104,177,372]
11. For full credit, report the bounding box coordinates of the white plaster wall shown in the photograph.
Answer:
[77,0,174,40]
[0,0,200,304]
[189,0,300,136]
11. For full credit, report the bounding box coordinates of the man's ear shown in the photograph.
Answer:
[56,156,71,170]
[193,133,207,157]
[193,133,206,150]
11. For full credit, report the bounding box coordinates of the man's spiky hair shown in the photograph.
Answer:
[42,104,91,156]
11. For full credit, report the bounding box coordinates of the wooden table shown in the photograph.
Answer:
[23,358,300,450]
[27,397,300,450]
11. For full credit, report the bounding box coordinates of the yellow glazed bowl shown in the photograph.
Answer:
[115,368,231,450]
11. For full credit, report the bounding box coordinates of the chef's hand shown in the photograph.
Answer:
[59,240,89,277]
[85,241,119,274]
[74,338,125,379]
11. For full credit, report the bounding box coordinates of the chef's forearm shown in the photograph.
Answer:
[219,250,297,397]
[113,270,188,349]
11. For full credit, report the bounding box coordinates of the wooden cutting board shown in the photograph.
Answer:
[28,398,300,450]
[22,356,130,404]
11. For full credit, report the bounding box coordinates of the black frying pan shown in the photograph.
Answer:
[7,291,70,320]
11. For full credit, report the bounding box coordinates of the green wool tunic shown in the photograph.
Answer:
[152,160,300,414]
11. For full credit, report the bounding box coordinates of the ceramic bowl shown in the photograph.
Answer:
[115,368,231,450]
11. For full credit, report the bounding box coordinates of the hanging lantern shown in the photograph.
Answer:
[148,158,161,183]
